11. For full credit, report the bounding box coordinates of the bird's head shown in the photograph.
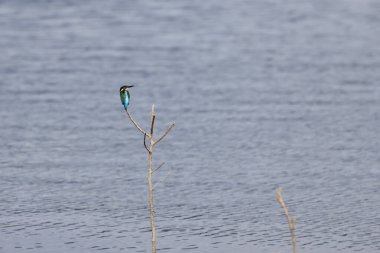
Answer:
[120,85,134,92]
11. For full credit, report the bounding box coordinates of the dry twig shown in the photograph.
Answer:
[154,162,165,172]
[125,109,150,137]
[276,187,297,253]
[154,123,175,146]
[124,104,175,253]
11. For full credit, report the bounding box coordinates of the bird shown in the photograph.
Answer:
[120,85,134,109]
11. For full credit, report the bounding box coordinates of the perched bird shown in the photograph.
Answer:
[120,85,134,109]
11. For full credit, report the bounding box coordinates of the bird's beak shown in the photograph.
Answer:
[127,85,134,88]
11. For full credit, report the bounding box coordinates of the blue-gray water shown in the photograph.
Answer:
[1,0,380,252]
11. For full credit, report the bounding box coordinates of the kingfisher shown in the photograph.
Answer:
[120,85,134,109]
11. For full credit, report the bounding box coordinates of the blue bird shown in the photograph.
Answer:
[120,85,134,109]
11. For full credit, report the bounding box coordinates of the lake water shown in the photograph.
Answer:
[0,0,379,252]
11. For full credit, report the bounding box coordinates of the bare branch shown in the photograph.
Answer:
[148,104,156,253]
[154,162,165,172]
[276,187,297,253]
[150,104,155,137]
[144,133,150,153]
[124,101,175,253]
[154,123,175,146]
[125,109,150,137]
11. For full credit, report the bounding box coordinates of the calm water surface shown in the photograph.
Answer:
[0,0,380,252]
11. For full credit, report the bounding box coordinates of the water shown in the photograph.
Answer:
[1,0,380,252]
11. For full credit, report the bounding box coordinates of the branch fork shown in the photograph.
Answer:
[126,106,175,150]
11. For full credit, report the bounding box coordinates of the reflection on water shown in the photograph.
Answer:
[0,0,380,252]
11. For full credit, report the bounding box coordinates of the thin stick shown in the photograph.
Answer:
[125,109,150,137]
[154,123,175,146]
[154,162,165,172]
[148,104,156,253]
[144,133,150,153]
[150,105,155,138]
[124,101,175,253]
[276,188,297,253]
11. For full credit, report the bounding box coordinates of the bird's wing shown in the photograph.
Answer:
[120,91,126,104]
